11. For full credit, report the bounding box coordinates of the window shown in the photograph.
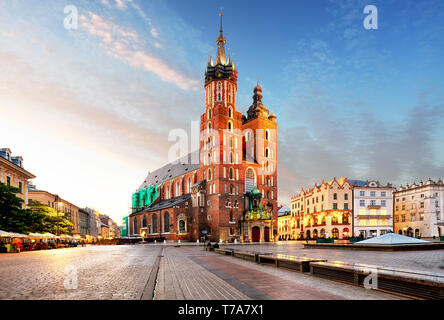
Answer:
[142,215,147,228]
[333,193,337,200]
[401,215,406,222]
[370,191,376,197]
[333,203,338,209]
[360,191,365,197]
[228,107,232,118]
[265,130,269,141]
[344,193,348,200]
[18,182,22,193]
[370,200,376,206]
[164,212,170,233]
[360,200,365,207]
[6,176,10,186]
[344,203,349,210]
[420,202,424,208]
[179,220,186,233]
[227,121,233,132]
[152,214,158,233]
[229,167,234,180]
[381,192,386,197]
[381,200,386,207]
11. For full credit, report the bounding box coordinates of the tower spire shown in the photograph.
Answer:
[216,12,227,65]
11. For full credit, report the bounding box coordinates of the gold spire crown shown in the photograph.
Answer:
[216,12,227,65]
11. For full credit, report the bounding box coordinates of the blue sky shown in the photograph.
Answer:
[1,0,443,222]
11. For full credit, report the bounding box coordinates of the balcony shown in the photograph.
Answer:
[356,214,391,219]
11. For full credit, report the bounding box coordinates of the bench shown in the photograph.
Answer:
[310,261,444,300]
[257,254,326,272]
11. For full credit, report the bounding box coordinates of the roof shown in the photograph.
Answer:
[278,205,291,217]
[348,180,366,187]
[138,151,200,190]
[130,194,191,216]
[357,233,429,245]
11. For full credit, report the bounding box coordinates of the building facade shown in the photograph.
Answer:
[78,208,90,237]
[28,187,80,236]
[393,179,444,239]
[352,180,394,238]
[129,15,278,242]
[277,206,292,240]
[0,148,36,207]
[291,177,353,239]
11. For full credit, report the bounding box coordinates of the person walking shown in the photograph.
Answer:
[14,238,22,253]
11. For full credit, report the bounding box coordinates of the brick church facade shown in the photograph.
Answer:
[129,14,278,242]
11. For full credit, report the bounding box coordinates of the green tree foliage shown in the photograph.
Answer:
[0,183,73,235]
[28,200,73,235]
[0,183,42,234]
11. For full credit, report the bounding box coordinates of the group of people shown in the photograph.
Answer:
[0,237,87,253]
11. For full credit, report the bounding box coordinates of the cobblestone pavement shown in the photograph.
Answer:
[155,246,405,300]
[154,247,250,300]
[230,242,444,274]
[0,245,161,300]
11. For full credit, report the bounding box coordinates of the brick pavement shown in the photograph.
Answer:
[155,246,405,300]
[0,245,161,300]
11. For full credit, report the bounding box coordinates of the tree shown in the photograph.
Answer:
[0,183,41,233]
[28,200,73,235]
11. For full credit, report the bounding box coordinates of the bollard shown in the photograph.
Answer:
[164,240,166,244]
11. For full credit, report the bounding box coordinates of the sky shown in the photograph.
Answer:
[1,0,443,224]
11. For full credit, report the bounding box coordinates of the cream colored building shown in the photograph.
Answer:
[291,177,353,239]
[0,148,36,207]
[28,187,80,236]
[394,179,444,239]
[277,206,292,240]
[352,180,394,238]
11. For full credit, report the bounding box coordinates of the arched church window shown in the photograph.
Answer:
[142,215,147,228]
[228,107,232,118]
[229,167,234,180]
[163,212,170,233]
[227,121,233,132]
[208,168,212,181]
[152,214,158,233]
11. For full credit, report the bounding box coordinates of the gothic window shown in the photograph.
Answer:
[176,181,180,197]
[208,168,212,181]
[230,184,234,195]
[229,167,234,180]
[229,152,234,164]
[133,217,138,234]
[228,107,232,118]
[230,212,234,221]
[187,178,191,193]
[152,214,158,233]
[265,129,269,141]
[227,121,233,132]
[142,215,147,228]
[217,83,222,101]
[163,212,170,233]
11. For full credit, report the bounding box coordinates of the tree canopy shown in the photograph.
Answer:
[0,183,73,235]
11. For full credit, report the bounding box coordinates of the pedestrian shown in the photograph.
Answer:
[14,238,22,253]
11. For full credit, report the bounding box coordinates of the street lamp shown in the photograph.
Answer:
[55,195,63,236]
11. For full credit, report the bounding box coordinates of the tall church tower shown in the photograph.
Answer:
[200,13,244,241]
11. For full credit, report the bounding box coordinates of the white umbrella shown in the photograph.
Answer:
[0,230,11,238]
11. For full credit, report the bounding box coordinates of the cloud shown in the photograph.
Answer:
[80,11,199,91]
